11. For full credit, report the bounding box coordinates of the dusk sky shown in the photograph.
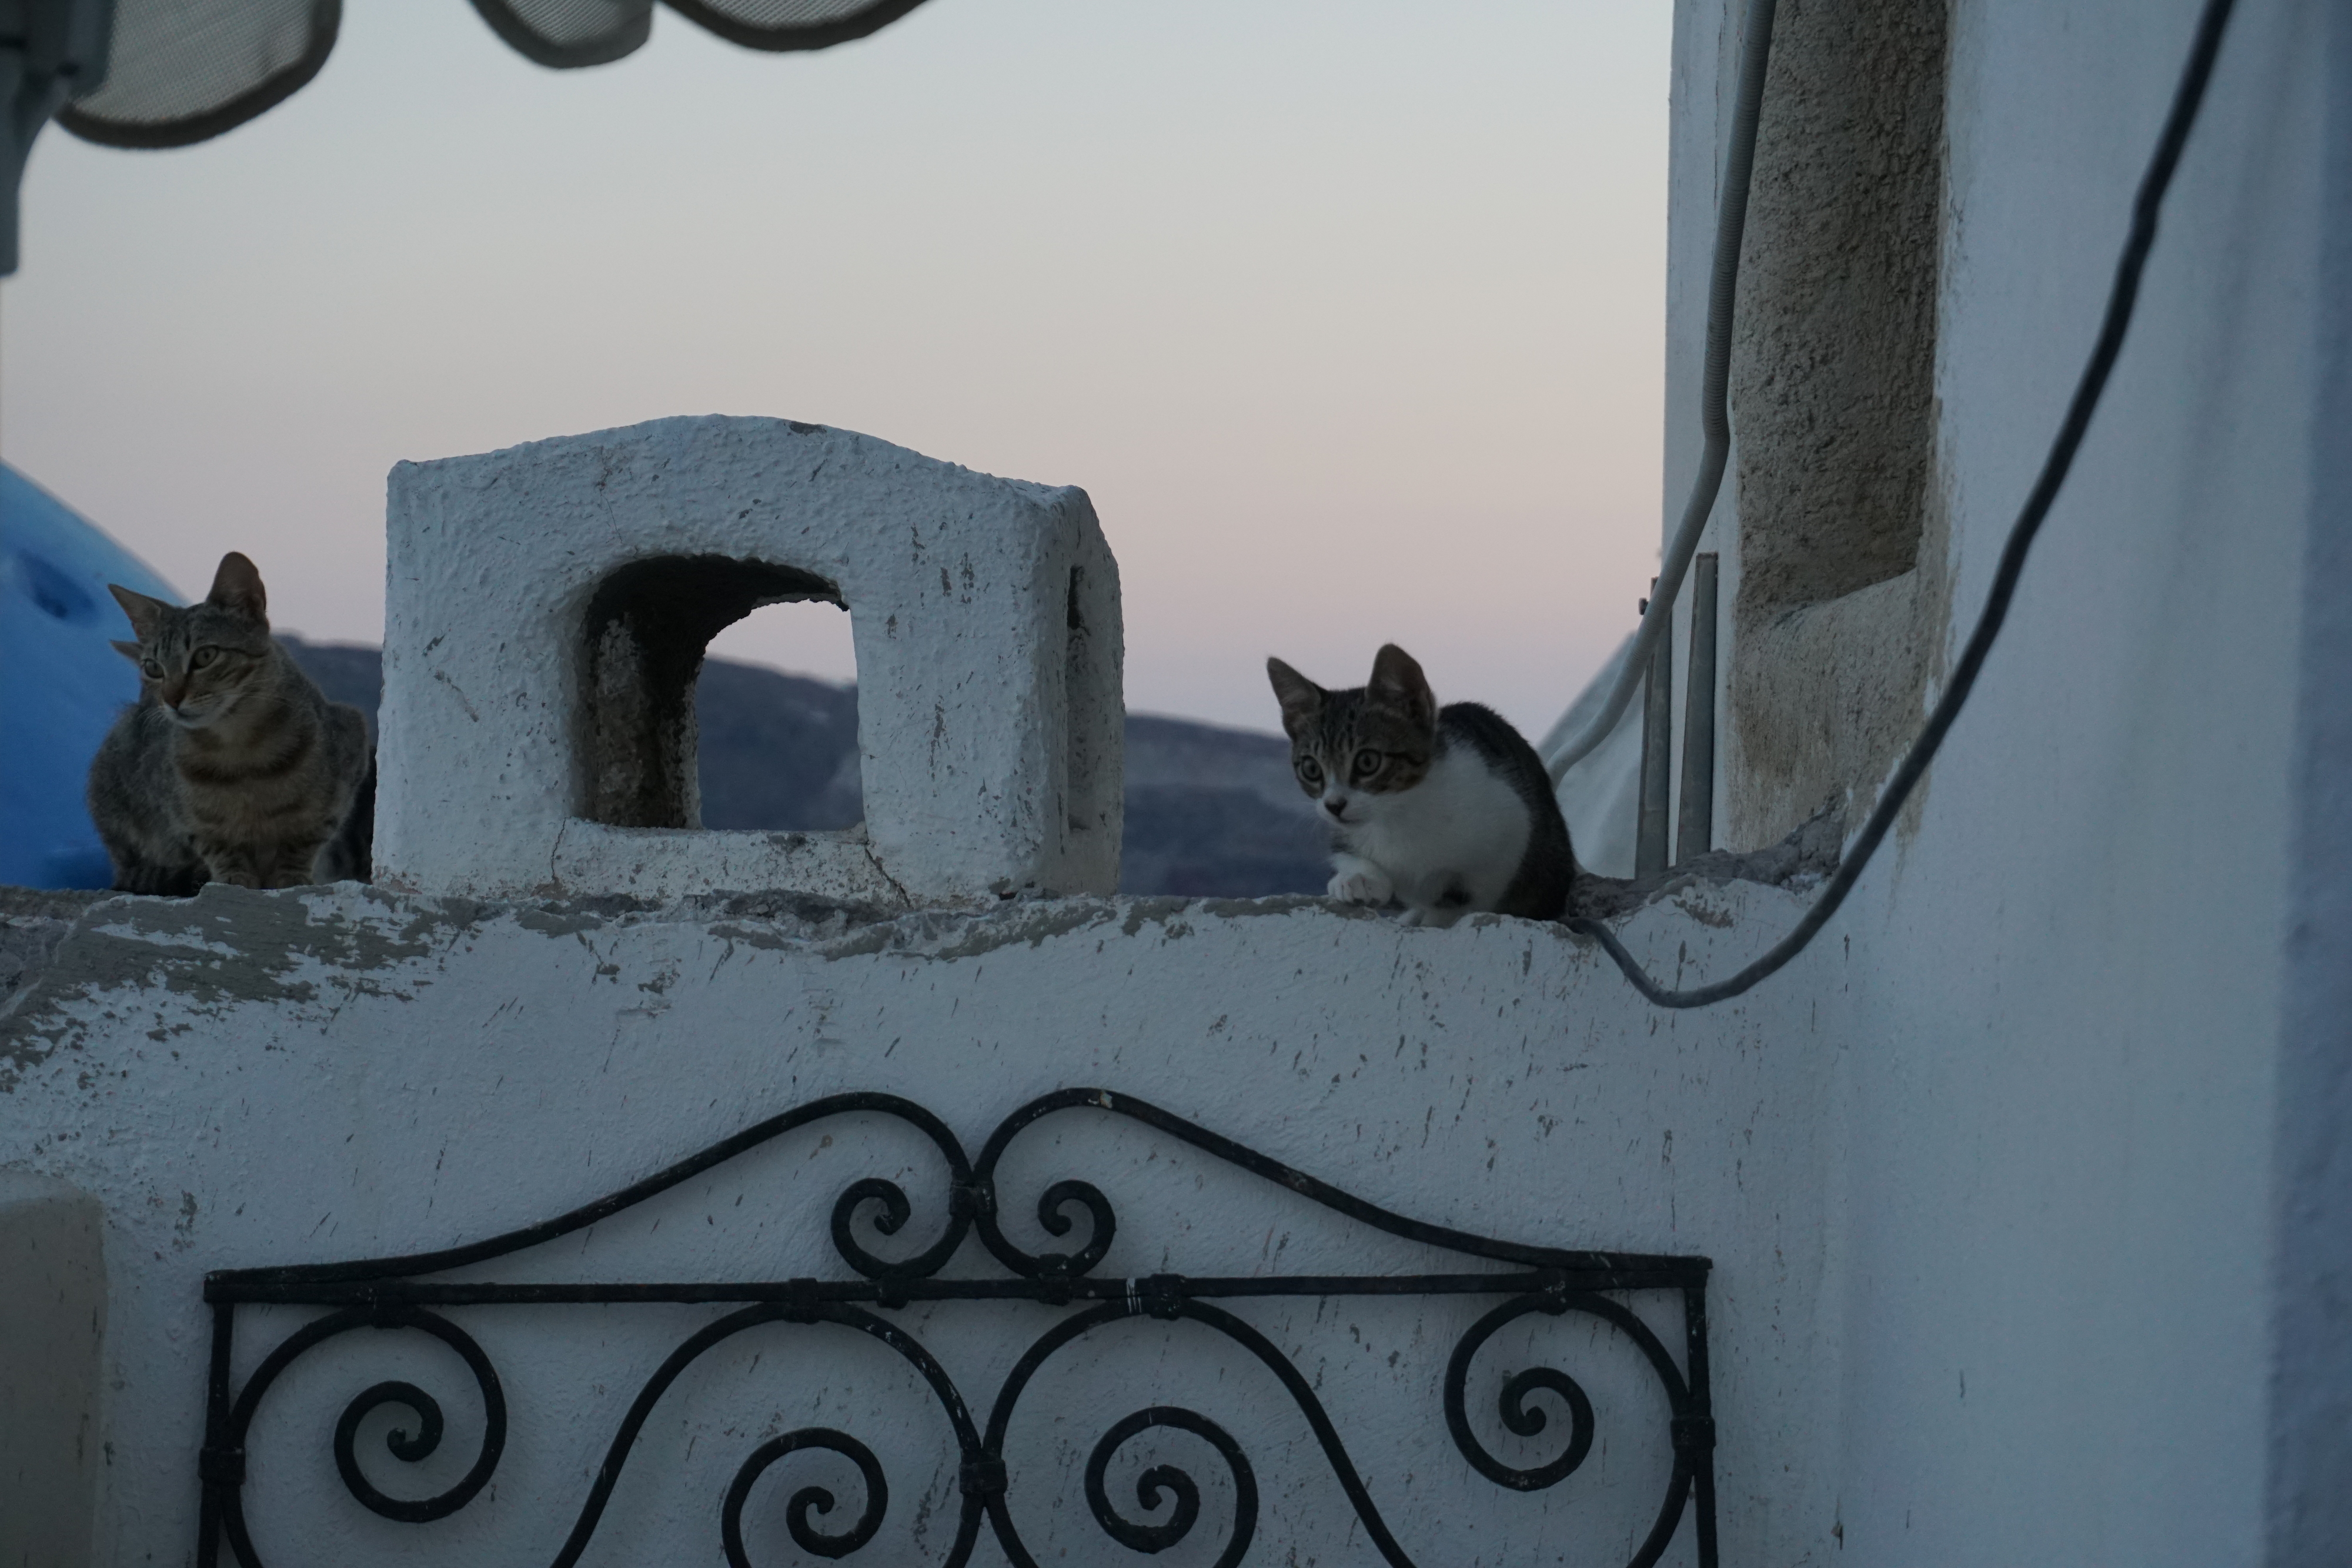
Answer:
[4,0,1672,735]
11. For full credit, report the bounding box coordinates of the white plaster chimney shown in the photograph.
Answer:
[376,416,1122,905]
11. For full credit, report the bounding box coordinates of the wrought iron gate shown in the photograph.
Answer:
[196,1087,1718,1566]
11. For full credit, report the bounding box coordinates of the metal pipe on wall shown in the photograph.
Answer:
[1635,581,1675,878]
[1676,554,1719,865]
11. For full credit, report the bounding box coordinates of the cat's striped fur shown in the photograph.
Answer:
[88,552,372,893]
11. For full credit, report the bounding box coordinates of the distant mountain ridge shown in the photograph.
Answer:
[284,641,1327,899]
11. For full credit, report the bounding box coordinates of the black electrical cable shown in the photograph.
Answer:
[1566,0,2241,1009]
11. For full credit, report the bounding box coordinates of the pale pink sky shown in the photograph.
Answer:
[4,0,1670,734]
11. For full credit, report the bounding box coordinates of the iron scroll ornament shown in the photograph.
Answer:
[195,1088,1719,1567]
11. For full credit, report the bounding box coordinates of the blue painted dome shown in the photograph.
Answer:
[0,467,181,890]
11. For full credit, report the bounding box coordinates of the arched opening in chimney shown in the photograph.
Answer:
[578,555,849,830]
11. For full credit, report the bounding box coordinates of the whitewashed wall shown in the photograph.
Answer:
[2,881,1839,1567]
[3,2,2347,1564]
[1658,0,2349,1562]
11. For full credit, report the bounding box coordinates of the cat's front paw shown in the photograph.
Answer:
[1328,867,1394,905]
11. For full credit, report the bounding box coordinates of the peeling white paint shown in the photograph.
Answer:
[0,882,1830,1566]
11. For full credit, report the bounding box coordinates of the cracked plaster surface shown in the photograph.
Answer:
[0,872,1840,1567]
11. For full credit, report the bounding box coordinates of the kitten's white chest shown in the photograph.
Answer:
[1340,748,1532,915]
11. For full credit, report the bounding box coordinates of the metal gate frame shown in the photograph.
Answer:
[196,1086,1718,1567]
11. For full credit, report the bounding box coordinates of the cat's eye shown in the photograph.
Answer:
[1297,757,1324,784]
[1352,747,1383,778]
[191,647,218,669]
[140,659,162,679]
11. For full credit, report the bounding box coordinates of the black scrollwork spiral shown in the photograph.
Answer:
[212,1304,509,1546]
[332,1312,506,1522]
[721,1427,888,1565]
[968,1096,1119,1281]
[831,1177,924,1279]
[334,1382,456,1522]
[1492,1367,1596,1483]
[1083,1406,1257,1565]
[1444,1296,1598,1492]
[1020,1178,1116,1278]
[823,1102,978,1281]
[984,1300,1410,1568]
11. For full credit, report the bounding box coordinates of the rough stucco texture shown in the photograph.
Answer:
[378,416,1124,907]
[1723,0,1953,848]
[0,883,1838,1567]
[1665,0,2336,1560]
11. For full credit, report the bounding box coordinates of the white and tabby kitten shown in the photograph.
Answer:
[1267,644,1576,926]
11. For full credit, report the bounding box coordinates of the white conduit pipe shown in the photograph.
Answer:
[1545,0,1779,784]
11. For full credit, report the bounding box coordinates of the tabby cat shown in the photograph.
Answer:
[88,552,372,893]
[1267,643,1576,925]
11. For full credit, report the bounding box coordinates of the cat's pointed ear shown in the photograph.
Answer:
[111,639,145,665]
[1367,644,1436,731]
[1266,657,1325,737]
[108,583,169,640]
[207,551,268,623]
